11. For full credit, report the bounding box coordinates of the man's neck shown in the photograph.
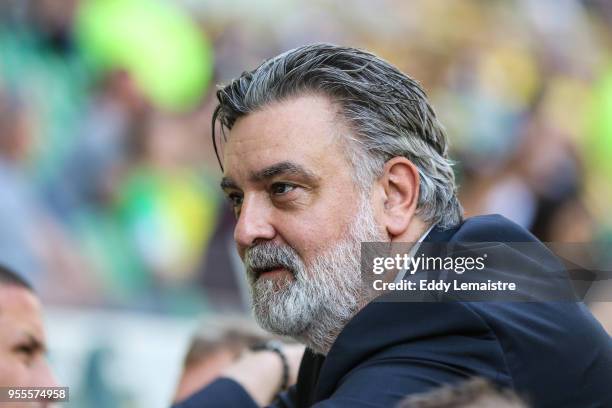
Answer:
[392,217,430,244]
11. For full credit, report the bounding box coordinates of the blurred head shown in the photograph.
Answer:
[173,329,264,403]
[214,44,462,353]
[0,265,58,407]
[397,378,527,408]
[0,91,33,163]
[29,0,79,46]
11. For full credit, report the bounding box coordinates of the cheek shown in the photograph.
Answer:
[272,175,363,257]
[0,355,27,385]
[278,204,355,257]
[318,194,361,234]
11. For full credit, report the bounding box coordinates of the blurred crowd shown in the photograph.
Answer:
[0,0,611,315]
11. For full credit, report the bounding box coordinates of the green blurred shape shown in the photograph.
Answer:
[589,66,612,173]
[75,0,213,111]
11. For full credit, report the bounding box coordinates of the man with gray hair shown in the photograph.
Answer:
[173,44,612,407]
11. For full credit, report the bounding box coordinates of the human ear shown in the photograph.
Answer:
[379,157,420,237]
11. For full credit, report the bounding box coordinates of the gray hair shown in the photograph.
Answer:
[212,43,463,229]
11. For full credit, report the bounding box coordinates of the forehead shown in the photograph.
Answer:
[222,94,351,179]
[0,286,44,341]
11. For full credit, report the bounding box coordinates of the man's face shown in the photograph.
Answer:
[222,94,365,265]
[0,285,57,407]
[221,94,385,352]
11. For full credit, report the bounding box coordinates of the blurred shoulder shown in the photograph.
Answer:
[448,214,540,243]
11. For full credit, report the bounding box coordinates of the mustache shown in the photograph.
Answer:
[244,242,303,281]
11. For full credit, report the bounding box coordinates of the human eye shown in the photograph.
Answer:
[226,192,243,209]
[270,182,296,196]
[14,343,36,365]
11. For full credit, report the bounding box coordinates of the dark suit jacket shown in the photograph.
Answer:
[173,215,612,407]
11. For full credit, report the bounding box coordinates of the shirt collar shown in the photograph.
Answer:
[393,224,436,283]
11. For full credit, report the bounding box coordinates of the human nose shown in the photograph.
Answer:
[33,359,59,388]
[234,194,276,256]
[27,360,60,407]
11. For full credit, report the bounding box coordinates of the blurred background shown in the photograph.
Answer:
[0,0,611,406]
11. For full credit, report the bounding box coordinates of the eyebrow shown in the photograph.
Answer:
[220,161,320,191]
[220,177,239,191]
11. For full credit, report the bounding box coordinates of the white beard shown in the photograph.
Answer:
[244,196,385,355]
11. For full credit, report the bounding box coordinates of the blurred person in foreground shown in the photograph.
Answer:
[173,329,251,404]
[0,265,59,407]
[173,328,301,404]
[173,44,612,407]
[397,378,527,408]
